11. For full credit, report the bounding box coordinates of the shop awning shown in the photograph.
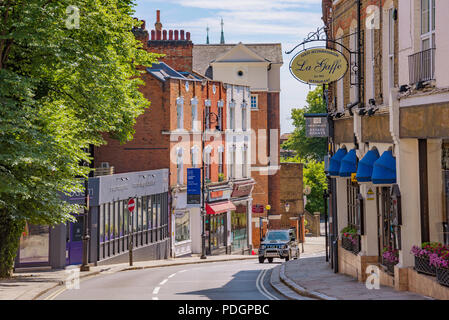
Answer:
[339,149,357,177]
[206,201,236,215]
[356,149,380,182]
[328,147,347,176]
[372,150,396,184]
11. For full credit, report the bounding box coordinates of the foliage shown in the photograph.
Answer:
[0,215,25,278]
[411,242,449,269]
[340,226,358,244]
[382,246,399,265]
[0,0,159,277]
[282,86,327,161]
[218,173,225,182]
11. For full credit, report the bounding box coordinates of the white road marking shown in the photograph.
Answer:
[168,273,176,278]
[153,286,160,294]
[178,269,187,273]
[256,268,279,300]
[159,279,168,285]
[152,297,159,300]
[44,287,67,300]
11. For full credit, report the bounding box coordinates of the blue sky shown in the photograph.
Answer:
[133,0,324,134]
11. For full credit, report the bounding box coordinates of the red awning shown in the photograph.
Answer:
[206,201,236,215]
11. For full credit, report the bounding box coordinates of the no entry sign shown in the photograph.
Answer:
[128,198,135,213]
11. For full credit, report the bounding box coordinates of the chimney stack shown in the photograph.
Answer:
[155,10,162,31]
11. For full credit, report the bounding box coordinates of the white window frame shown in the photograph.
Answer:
[176,148,183,185]
[204,146,212,181]
[241,101,247,131]
[191,97,198,131]
[229,100,235,131]
[250,94,258,109]
[204,99,211,130]
[421,0,435,50]
[218,146,224,175]
[176,97,184,130]
[217,100,224,131]
[242,145,248,178]
[191,146,199,168]
[229,145,236,179]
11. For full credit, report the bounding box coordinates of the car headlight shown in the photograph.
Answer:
[282,244,288,249]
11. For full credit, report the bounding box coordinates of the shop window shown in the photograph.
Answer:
[19,224,50,265]
[231,205,248,251]
[175,211,190,243]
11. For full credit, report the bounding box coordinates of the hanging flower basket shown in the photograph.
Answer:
[436,267,449,287]
[341,237,353,251]
[414,255,436,276]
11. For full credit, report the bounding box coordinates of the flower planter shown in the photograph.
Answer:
[436,267,449,287]
[414,256,436,276]
[351,237,361,255]
[341,237,353,252]
[381,257,396,275]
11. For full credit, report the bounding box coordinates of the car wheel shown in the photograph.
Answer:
[259,257,265,264]
[294,249,299,259]
[267,258,273,263]
[285,255,290,262]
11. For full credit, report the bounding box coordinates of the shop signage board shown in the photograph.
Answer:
[289,47,349,85]
[305,113,328,138]
[187,168,201,205]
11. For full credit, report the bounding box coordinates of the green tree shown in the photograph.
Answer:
[281,156,327,215]
[282,86,327,161]
[0,0,159,277]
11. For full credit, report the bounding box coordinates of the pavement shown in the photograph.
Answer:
[0,254,257,300]
[269,235,432,300]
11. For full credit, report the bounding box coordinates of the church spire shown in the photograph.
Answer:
[220,18,225,44]
[206,25,210,44]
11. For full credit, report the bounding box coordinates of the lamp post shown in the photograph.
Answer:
[265,204,271,231]
[80,176,90,271]
[201,107,220,260]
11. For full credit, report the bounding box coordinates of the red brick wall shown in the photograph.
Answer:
[147,41,193,73]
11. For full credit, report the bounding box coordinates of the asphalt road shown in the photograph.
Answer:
[43,259,288,300]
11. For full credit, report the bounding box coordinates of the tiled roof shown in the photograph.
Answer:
[147,62,199,82]
[192,43,283,77]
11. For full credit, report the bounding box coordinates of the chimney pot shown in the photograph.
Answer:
[174,30,179,40]
[156,10,160,23]
[186,32,191,41]
[180,30,185,40]
[163,30,167,40]
[151,30,155,40]
[169,30,173,40]
[155,10,162,31]
[156,30,162,40]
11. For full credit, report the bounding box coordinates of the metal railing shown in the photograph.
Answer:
[409,48,435,85]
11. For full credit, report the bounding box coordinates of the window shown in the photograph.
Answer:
[242,145,248,178]
[204,146,211,181]
[217,100,224,131]
[388,7,395,89]
[368,26,375,100]
[218,146,224,175]
[175,211,190,243]
[347,179,360,230]
[191,146,199,168]
[378,187,399,256]
[421,0,435,50]
[191,98,198,131]
[177,148,183,185]
[176,97,184,129]
[205,99,211,130]
[229,145,236,179]
[229,100,235,130]
[241,102,247,131]
[350,26,359,102]
[250,95,258,109]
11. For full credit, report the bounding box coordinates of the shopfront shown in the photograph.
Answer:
[172,189,193,257]
[205,185,234,255]
[230,179,254,254]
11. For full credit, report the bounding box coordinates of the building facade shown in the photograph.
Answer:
[323,0,449,299]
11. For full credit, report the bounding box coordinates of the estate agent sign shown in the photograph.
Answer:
[289,48,348,85]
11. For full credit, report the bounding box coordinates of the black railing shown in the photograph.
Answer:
[409,48,435,85]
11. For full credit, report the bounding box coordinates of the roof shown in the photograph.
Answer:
[192,43,283,76]
[147,62,200,82]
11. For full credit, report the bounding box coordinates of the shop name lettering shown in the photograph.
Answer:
[295,58,342,75]
[109,180,156,192]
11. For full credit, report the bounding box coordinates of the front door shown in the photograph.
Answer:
[66,215,84,265]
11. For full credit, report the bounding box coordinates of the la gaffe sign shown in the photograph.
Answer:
[289,48,348,85]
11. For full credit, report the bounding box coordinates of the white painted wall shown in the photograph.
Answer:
[434,0,449,88]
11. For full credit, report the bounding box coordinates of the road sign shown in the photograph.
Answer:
[127,198,135,213]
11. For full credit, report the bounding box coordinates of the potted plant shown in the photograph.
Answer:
[218,173,225,182]
[340,226,358,252]
[382,246,399,274]
[430,250,449,287]
[411,242,443,276]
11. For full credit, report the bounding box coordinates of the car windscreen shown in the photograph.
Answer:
[265,231,289,241]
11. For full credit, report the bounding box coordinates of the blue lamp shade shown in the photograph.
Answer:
[356,149,380,182]
[339,149,357,177]
[328,148,347,176]
[372,150,396,184]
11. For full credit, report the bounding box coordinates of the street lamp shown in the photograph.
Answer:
[201,108,220,260]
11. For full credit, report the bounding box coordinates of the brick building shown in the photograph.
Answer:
[192,42,283,248]
[324,0,449,299]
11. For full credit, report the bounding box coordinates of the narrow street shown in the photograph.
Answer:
[41,260,291,300]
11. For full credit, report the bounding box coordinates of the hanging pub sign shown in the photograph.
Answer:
[289,48,349,85]
[305,113,328,137]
